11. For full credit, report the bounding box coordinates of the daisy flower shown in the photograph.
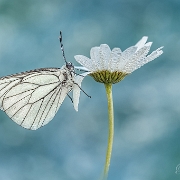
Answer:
[74,36,163,180]
[75,36,163,84]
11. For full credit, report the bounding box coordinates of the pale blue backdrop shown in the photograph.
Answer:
[0,0,179,180]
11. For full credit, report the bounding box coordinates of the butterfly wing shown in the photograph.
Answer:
[0,68,72,130]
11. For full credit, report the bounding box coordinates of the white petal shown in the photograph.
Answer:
[74,55,94,71]
[125,46,163,73]
[119,46,137,71]
[143,46,163,64]
[73,72,90,111]
[99,44,111,70]
[135,36,148,51]
[122,46,137,60]
[112,47,122,55]
[74,66,90,72]
[110,48,122,71]
[122,45,151,73]
[90,47,100,71]
[144,42,152,47]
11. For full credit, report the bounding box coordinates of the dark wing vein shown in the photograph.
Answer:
[30,99,44,129]
[0,80,19,99]
[35,87,59,128]
[40,86,61,127]
[4,91,33,112]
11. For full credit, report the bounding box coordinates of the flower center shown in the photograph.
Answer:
[90,70,128,84]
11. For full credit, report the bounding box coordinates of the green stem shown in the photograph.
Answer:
[103,83,114,180]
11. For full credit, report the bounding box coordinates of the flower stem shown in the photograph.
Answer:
[103,83,114,180]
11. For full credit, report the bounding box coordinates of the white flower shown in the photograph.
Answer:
[74,36,163,84]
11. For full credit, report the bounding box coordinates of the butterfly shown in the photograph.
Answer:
[0,31,89,130]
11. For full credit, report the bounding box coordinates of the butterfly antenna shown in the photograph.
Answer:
[74,82,91,98]
[59,31,68,64]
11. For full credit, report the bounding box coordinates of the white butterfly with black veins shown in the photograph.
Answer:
[0,32,89,130]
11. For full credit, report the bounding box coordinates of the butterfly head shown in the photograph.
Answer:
[66,62,74,72]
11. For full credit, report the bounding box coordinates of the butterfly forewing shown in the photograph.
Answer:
[0,67,74,130]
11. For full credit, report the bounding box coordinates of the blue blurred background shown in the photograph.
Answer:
[0,0,180,179]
